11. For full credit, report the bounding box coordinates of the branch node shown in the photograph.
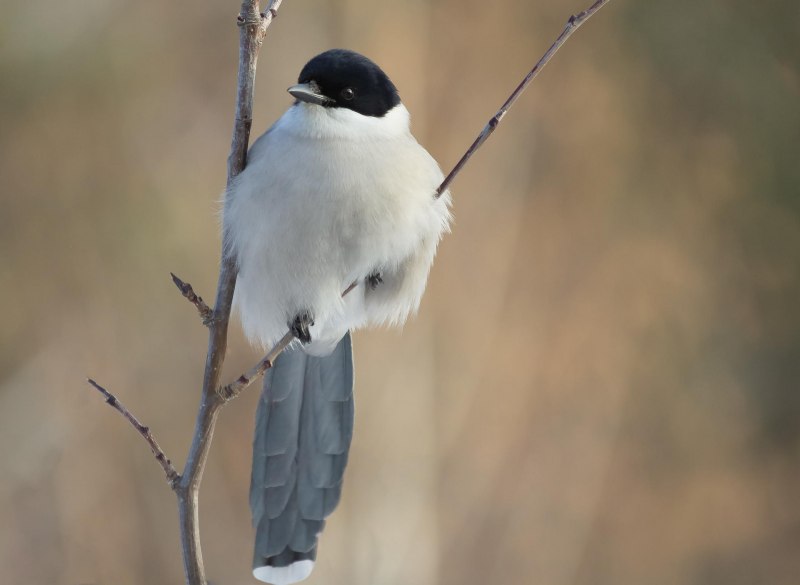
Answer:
[171,272,214,326]
[154,0,610,581]
[237,11,262,28]
[217,331,295,402]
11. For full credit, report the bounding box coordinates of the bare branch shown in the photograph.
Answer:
[218,331,295,401]
[341,279,359,297]
[88,1,611,584]
[436,0,612,197]
[175,2,286,584]
[172,0,613,568]
[217,280,360,401]
[228,0,284,184]
[87,378,180,487]
[171,273,214,326]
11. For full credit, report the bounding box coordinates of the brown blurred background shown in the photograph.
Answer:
[2,0,798,584]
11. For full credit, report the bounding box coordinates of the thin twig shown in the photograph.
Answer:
[201,0,616,446]
[341,279,359,297]
[220,0,614,401]
[217,279,360,400]
[88,378,180,487]
[88,1,611,583]
[435,0,612,197]
[228,0,284,186]
[218,331,295,401]
[171,273,214,326]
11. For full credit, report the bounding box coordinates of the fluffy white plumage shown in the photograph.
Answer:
[225,101,451,356]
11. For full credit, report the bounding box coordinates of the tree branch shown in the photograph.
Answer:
[88,1,612,584]
[174,2,285,584]
[88,378,180,487]
[435,0,612,198]
[171,273,214,326]
[218,331,295,401]
[217,279,361,400]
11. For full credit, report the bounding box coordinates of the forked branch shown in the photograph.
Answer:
[87,1,612,584]
[221,0,613,397]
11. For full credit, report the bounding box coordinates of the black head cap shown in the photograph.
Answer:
[297,49,400,117]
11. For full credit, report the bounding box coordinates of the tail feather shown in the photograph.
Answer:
[251,332,354,584]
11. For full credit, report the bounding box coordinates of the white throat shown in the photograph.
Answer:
[274,102,411,141]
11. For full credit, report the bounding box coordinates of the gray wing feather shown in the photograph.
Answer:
[251,332,355,569]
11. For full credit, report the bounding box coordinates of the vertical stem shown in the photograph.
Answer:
[177,393,223,584]
[175,2,280,584]
[177,489,204,584]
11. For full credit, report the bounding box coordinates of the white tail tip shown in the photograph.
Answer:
[253,560,314,585]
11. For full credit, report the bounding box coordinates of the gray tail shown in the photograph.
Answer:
[250,332,354,585]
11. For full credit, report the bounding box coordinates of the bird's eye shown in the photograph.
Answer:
[340,87,355,101]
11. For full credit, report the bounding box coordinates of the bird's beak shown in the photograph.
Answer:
[288,82,332,106]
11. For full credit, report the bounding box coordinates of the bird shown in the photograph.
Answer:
[223,49,451,585]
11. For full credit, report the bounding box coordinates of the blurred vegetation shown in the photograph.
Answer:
[1,1,798,584]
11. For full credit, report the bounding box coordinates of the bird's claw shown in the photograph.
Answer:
[366,271,383,290]
[289,311,314,343]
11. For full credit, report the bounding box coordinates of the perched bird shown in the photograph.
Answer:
[224,49,451,585]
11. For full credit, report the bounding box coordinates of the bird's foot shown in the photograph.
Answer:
[366,270,383,290]
[289,311,314,343]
